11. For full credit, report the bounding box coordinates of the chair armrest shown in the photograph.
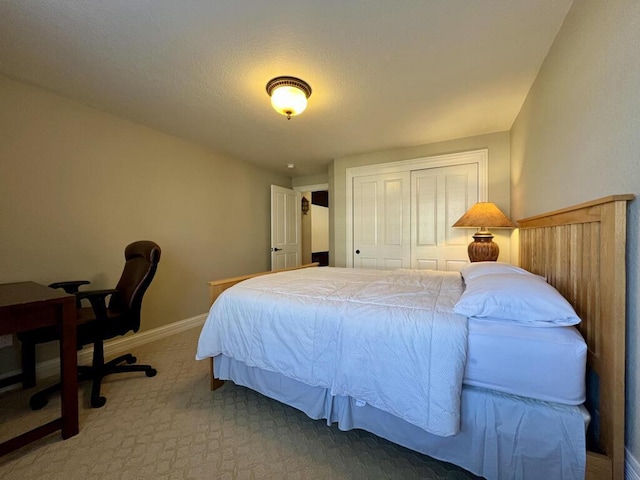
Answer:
[49,280,91,294]
[75,289,118,321]
[75,289,118,300]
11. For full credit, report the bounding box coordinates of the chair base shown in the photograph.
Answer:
[30,353,157,410]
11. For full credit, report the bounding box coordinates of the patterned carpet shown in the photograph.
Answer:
[0,327,480,479]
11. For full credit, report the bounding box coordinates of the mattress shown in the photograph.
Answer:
[464,318,587,404]
[199,267,588,408]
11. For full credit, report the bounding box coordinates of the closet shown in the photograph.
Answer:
[347,150,487,271]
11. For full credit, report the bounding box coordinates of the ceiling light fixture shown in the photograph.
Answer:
[266,76,312,120]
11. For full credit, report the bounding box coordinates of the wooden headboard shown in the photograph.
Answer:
[518,194,634,480]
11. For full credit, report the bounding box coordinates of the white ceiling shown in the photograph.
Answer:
[0,1,572,177]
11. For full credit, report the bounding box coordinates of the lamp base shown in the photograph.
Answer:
[468,233,499,262]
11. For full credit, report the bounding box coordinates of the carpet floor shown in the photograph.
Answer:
[0,327,480,479]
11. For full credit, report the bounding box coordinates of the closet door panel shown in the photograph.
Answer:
[352,172,411,269]
[411,164,478,271]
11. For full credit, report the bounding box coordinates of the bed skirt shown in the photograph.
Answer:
[214,354,587,480]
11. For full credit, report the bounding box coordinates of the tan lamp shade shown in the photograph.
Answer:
[452,202,516,262]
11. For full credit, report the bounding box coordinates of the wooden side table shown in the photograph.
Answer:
[0,282,79,456]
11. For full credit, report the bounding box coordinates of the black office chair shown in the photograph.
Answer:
[19,240,161,409]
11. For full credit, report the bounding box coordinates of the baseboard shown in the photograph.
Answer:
[0,313,207,390]
[628,448,640,480]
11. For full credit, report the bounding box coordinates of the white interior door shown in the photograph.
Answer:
[411,164,478,271]
[271,185,301,270]
[352,172,411,269]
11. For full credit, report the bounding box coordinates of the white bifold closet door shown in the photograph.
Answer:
[410,163,478,271]
[352,163,477,271]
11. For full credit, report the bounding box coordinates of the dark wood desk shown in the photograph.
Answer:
[0,282,79,456]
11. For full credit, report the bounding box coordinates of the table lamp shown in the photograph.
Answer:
[452,202,517,262]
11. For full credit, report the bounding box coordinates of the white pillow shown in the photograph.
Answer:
[460,261,541,282]
[453,273,581,327]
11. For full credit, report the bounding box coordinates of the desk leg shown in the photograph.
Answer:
[59,300,78,439]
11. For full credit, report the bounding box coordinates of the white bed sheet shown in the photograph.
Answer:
[464,319,587,404]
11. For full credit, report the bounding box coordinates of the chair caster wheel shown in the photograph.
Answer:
[91,396,107,408]
[146,369,157,377]
[125,355,136,364]
[30,395,48,411]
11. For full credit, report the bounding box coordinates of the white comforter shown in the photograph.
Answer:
[196,267,468,437]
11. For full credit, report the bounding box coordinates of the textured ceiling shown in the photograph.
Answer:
[0,1,572,177]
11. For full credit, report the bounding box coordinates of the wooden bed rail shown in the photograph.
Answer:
[518,194,634,480]
[206,262,319,390]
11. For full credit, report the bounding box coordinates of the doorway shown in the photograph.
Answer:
[295,184,329,266]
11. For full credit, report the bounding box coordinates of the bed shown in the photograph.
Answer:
[197,195,633,480]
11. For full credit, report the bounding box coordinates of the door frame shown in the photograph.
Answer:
[345,150,488,267]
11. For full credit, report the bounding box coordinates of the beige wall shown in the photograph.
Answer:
[330,132,511,267]
[510,0,640,461]
[311,204,329,253]
[292,174,329,188]
[0,75,291,373]
[301,192,312,264]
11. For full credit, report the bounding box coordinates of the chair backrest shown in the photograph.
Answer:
[109,241,161,331]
